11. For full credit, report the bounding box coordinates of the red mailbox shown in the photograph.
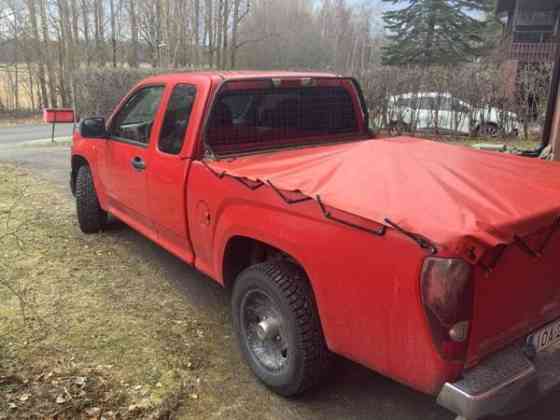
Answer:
[43,108,76,124]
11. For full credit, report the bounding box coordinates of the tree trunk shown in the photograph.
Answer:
[109,0,117,67]
[424,0,436,65]
[230,0,240,68]
[81,0,91,65]
[222,0,230,69]
[94,0,105,66]
[207,0,214,68]
[128,0,138,67]
[193,0,200,66]
[39,0,58,107]
[216,0,224,68]
[26,0,49,108]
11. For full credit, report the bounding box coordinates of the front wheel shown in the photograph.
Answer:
[232,261,331,396]
[75,165,107,234]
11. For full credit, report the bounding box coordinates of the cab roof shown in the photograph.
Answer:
[142,70,341,85]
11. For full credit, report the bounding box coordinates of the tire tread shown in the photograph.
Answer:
[235,261,332,396]
[75,165,106,234]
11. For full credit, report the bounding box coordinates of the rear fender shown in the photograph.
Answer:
[213,202,318,288]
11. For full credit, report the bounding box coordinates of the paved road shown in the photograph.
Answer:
[0,123,73,146]
[0,124,558,420]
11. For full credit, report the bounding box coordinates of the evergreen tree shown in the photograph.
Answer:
[382,0,493,65]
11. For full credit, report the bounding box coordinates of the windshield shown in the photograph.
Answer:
[205,81,364,156]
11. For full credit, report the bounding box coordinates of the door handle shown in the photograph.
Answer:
[131,156,146,171]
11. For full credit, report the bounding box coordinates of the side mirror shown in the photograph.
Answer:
[79,117,107,138]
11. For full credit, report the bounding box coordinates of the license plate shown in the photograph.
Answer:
[528,319,560,352]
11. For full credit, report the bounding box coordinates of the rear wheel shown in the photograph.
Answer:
[477,122,499,138]
[75,165,107,234]
[388,120,408,136]
[232,261,331,396]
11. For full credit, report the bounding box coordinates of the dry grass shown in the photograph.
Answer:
[378,130,543,151]
[427,134,542,151]
[0,164,217,419]
[0,114,42,128]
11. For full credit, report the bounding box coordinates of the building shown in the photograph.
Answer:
[497,0,560,64]
[497,0,560,158]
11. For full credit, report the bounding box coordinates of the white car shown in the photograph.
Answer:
[387,92,519,137]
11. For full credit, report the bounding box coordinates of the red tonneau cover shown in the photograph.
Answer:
[207,137,560,260]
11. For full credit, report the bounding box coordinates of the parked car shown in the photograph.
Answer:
[67,71,560,420]
[387,92,519,137]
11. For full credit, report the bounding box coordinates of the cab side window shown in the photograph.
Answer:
[110,85,164,145]
[159,85,197,155]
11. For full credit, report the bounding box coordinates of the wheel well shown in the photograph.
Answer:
[71,155,89,195]
[476,121,499,130]
[222,236,307,291]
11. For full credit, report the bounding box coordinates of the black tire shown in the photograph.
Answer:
[388,121,409,136]
[232,261,331,397]
[75,165,107,234]
[477,122,500,138]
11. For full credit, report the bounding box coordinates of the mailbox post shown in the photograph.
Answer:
[42,108,76,143]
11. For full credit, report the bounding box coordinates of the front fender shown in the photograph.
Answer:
[71,137,109,209]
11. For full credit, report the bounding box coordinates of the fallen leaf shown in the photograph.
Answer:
[19,393,30,402]
[74,376,87,386]
[85,407,101,416]
[8,402,17,409]
[56,395,66,404]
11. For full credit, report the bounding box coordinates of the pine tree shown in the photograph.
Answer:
[382,0,493,66]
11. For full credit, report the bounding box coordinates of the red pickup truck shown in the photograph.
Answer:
[69,71,560,420]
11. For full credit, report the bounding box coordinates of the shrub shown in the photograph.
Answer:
[73,67,164,118]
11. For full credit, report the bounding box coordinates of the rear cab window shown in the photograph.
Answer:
[158,84,197,155]
[204,79,366,157]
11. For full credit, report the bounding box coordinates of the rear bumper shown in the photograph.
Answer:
[437,342,560,419]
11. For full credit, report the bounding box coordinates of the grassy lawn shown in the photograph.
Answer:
[430,135,542,151]
[408,133,542,151]
[0,164,218,419]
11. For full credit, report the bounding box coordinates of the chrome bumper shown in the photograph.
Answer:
[437,343,560,419]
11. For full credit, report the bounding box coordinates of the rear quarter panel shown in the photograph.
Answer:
[187,160,462,394]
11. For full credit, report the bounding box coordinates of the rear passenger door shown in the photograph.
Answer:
[148,84,197,263]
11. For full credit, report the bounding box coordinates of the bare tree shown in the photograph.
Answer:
[25,0,49,107]
[127,0,138,67]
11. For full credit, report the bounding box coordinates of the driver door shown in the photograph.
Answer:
[106,85,165,232]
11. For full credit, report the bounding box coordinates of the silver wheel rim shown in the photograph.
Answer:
[241,289,289,372]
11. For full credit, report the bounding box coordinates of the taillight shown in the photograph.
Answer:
[421,257,473,362]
